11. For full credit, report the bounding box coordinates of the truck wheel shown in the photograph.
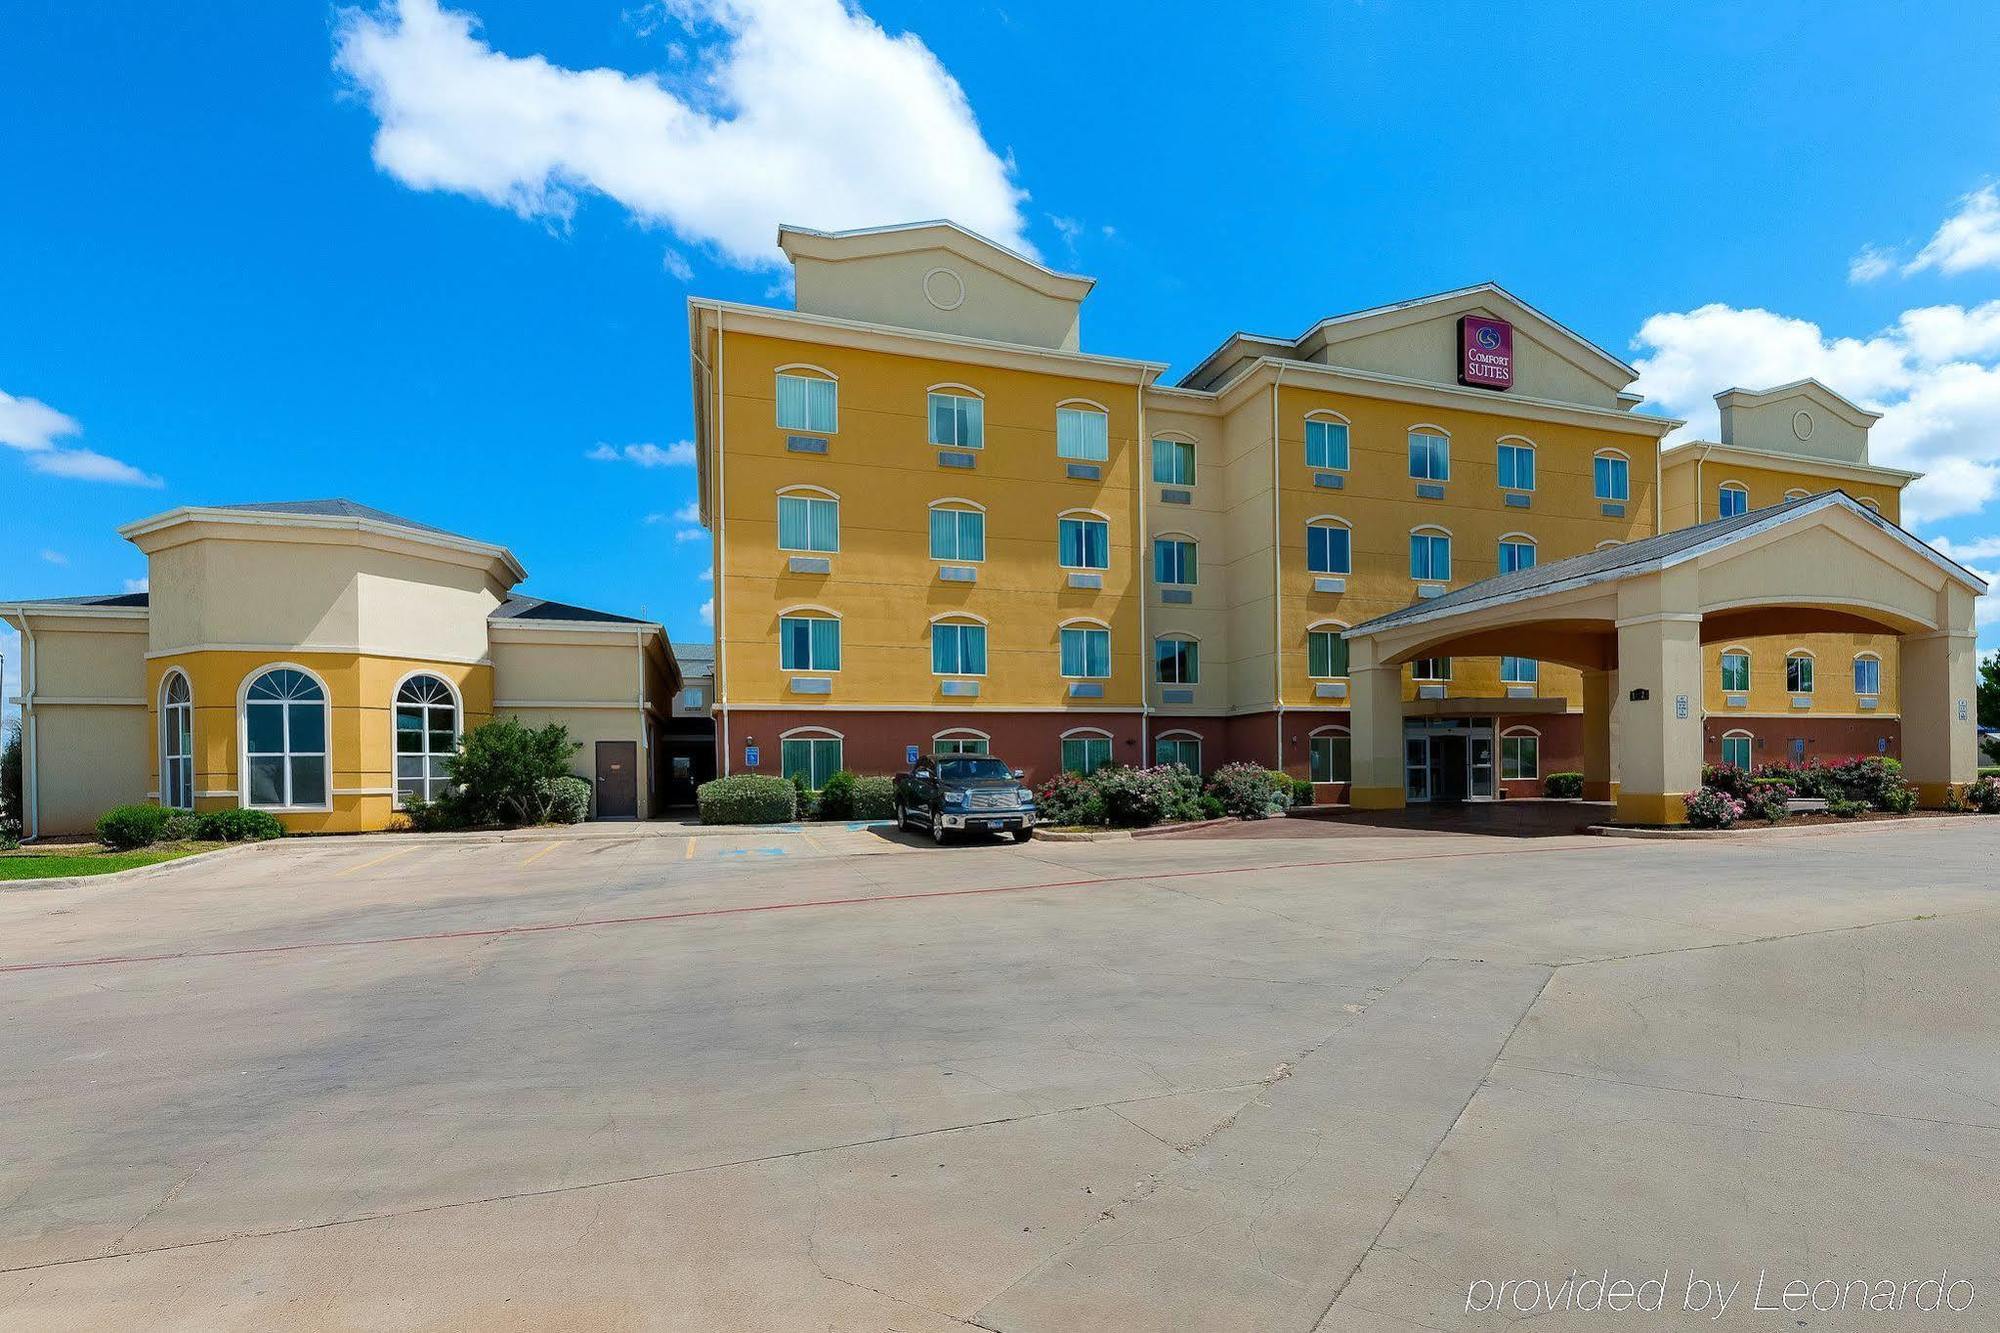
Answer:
[1012,829,1034,843]
[932,818,950,846]
[894,801,908,832]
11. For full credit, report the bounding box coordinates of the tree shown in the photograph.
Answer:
[1980,649,1999,735]
[1,721,21,838]
[444,719,581,826]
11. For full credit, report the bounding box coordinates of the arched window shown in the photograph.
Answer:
[1060,727,1113,775]
[1720,729,1755,771]
[1151,433,1195,486]
[1859,497,1881,513]
[932,728,990,756]
[1154,634,1199,685]
[1153,533,1197,586]
[1056,399,1109,462]
[1594,539,1625,551]
[161,670,193,810]
[1593,449,1630,501]
[1496,436,1536,492]
[1784,487,1810,502]
[777,485,839,553]
[1154,729,1202,773]
[775,364,837,433]
[1058,510,1110,570]
[1498,532,1536,574]
[1059,618,1112,679]
[394,673,461,807]
[779,607,842,672]
[242,666,328,810]
[1500,726,1540,780]
[1305,411,1350,471]
[1786,649,1815,694]
[1306,620,1350,678]
[1720,648,1751,694]
[1408,425,1450,481]
[1853,652,1882,697]
[930,613,988,676]
[1410,525,1452,582]
[1309,725,1351,784]
[779,727,843,790]
[1718,481,1750,518]
[928,499,985,562]
[928,383,984,449]
[1307,516,1352,575]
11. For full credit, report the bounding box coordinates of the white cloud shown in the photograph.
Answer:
[674,527,704,543]
[699,596,713,626]
[1847,245,1895,284]
[588,440,694,468]
[1931,535,2000,564]
[335,0,1031,269]
[1630,301,2000,524]
[0,388,162,487]
[1,622,19,720]
[673,499,701,524]
[661,248,693,282]
[123,577,150,594]
[1905,185,2000,278]
[38,550,67,566]
[698,564,713,582]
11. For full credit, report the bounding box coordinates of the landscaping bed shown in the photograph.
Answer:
[0,841,226,882]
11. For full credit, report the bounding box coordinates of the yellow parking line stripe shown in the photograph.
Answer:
[520,842,560,867]
[684,836,696,860]
[334,846,418,878]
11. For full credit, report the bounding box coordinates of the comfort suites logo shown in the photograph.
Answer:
[1459,314,1513,390]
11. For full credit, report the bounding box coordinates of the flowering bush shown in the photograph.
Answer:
[1879,780,1920,814]
[1682,786,1745,829]
[1701,764,1755,798]
[1967,776,2000,814]
[1206,763,1287,820]
[1034,772,1106,827]
[1741,780,1794,823]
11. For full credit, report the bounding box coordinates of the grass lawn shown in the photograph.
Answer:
[0,842,224,882]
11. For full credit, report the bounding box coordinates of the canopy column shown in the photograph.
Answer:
[1612,610,1704,825]
[1348,643,1405,810]
[1580,668,1617,803]
[1900,585,1980,806]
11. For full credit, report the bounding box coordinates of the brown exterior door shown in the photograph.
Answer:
[594,741,638,819]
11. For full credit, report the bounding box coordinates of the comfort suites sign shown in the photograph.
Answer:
[1458,315,1513,391]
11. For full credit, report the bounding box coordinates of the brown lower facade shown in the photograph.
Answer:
[1701,714,1901,768]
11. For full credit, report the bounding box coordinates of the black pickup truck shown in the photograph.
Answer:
[893,753,1037,844]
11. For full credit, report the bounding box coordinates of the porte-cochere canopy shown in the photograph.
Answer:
[1344,492,1986,824]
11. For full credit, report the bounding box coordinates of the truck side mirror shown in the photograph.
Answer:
[1012,768,1025,779]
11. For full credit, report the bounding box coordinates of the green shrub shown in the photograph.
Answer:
[851,776,896,820]
[542,776,591,824]
[1544,771,1584,799]
[1034,772,1106,827]
[1286,774,1316,807]
[1681,786,1744,829]
[1092,765,1177,828]
[402,791,473,832]
[1701,764,1753,798]
[1206,763,1286,820]
[698,773,797,824]
[1827,796,1867,819]
[790,773,817,820]
[1158,765,1206,822]
[1879,781,1920,814]
[1965,777,2000,814]
[194,808,285,842]
[1196,793,1225,821]
[1,721,21,840]
[97,803,173,850]
[446,719,580,825]
[814,770,857,821]
[160,812,203,842]
[1741,781,1793,824]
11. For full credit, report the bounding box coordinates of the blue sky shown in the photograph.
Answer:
[6,0,2000,717]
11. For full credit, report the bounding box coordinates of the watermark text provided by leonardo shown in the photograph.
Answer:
[1465,1268,1975,1318]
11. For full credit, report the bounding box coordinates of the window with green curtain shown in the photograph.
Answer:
[1154,737,1200,772]
[1499,539,1535,573]
[1058,517,1108,568]
[776,373,836,432]
[1500,734,1540,780]
[1306,522,1350,574]
[1309,734,1351,784]
[929,507,984,561]
[1787,654,1814,692]
[1497,442,1535,490]
[928,392,983,447]
[1720,652,1750,693]
[1500,656,1538,683]
[1154,637,1198,684]
[1410,531,1450,581]
[780,615,840,672]
[1056,407,1108,460]
[1060,626,1110,677]
[1153,538,1196,585]
[930,622,987,675]
[777,494,837,552]
[1594,454,1629,500]
[1062,735,1111,775]
[1721,734,1753,770]
[1151,437,1194,484]
[1307,630,1349,678]
[935,736,988,755]
[1305,418,1349,470]
[1411,657,1451,681]
[1407,431,1449,480]
[782,737,843,789]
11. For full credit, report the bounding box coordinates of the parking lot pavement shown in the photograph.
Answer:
[2,820,1997,1329]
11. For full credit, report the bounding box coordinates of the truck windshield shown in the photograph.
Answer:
[938,757,1011,781]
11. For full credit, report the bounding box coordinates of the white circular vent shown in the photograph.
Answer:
[923,267,966,311]
[1792,409,1814,441]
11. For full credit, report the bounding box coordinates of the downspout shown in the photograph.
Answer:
[712,306,730,775]
[1270,364,1287,768]
[18,613,37,842]
[1135,373,1149,765]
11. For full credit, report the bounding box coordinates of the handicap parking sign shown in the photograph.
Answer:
[744,745,760,767]
[907,744,920,765]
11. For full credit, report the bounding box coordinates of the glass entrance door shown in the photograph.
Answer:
[1468,733,1495,799]
[1404,718,1498,802]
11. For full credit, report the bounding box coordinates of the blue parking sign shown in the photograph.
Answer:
[906,745,920,766]
[744,745,760,767]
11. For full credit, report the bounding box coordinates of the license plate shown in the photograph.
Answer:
[978,819,1018,831]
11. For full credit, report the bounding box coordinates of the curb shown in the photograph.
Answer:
[1588,813,1982,840]
[0,839,269,892]
[1132,817,1239,838]
[1033,828,1131,842]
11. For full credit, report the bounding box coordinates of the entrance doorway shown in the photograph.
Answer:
[1403,718,1495,803]
[594,740,638,819]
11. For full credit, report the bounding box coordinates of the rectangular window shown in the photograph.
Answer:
[776,494,838,552]
[781,737,843,790]
[1307,630,1350,678]
[1153,538,1197,585]
[1155,737,1201,772]
[1497,442,1535,491]
[1410,532,1451,582]
[1721,735,1754,770]
[1411,657,1452,682]
[1853,656,1880,695]
[935,737,988,755]
[1408,431,1449,481]
[1151,437,1194,485]
[1061,735,1112,776]
[1718,485,1748,518]
[1787,655,1814,693]
[928,392,983,448]
[1500,656,1538,684]
[1309,734,1352,784]
[776,373,837,433]
[1720,652,1750,693]
[1155,637,1199,685]
[1594,454,1630,501]
[1058,517,1109,569]
[1498,539,1535,573]
[930,622,987,676]
[780,616,841,672]
[1306,523,1351,574]
[1305,419,1350,470]
[928,507,985,561]
[1500,734,1540,780]
[1056,406,1108,461]
[1059,626,1111,678]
